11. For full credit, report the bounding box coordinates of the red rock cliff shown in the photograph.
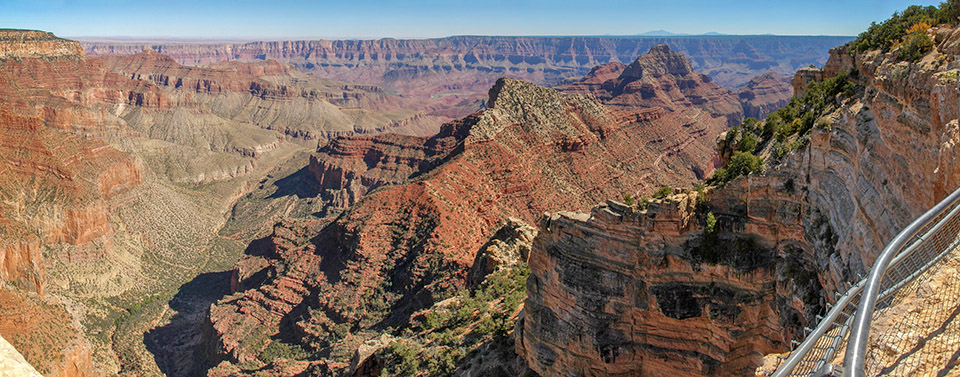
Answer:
[518,179,812,376]
[207,73,734,373]
[520,24,960,377]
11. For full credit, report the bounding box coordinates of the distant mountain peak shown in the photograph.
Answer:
[621,43,695,80]
[639,30,681,36]
[638,30,728,36]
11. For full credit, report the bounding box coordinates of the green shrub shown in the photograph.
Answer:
[899,28,934,62]
[623,193,636,206]
[427,347,463,375]
[729,151,765,176]
[639,196,651,210]
[693,183,707,206]
[741,117,761,133]
[850,1,957,55]
[382,341,423,376]
[259,341,309,363]
[707,152,764,185]
[737,132,759,153]
[653,186,674,199]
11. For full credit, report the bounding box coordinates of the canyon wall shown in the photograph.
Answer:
[84,36,843,125]
[737,72,792,119]
[554,43,745,126]
[82,35,852,89]
[205,56,740,373]
[519,25,960,376]
[518,179,807,376]
[0,29,465,377]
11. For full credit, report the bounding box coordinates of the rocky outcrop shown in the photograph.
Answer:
[518,176,813,376]
[0,288,96,377]
[206,73,733,373]
[556,44,744,127]
[521,24,960,377]
[790,66,824,98]
[0,335,42,377]
[309,47,742,219]
[737,72,792,119]
[465,217,537,286]
[0,29,84,59]
[307,133,450,214]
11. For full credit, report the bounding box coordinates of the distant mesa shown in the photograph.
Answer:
[0,29,84,59]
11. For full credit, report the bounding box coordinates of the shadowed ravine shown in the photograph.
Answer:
[144,271,233,376]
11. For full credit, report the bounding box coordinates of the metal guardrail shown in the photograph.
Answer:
[843,186,960,376]
[770,186,960,377]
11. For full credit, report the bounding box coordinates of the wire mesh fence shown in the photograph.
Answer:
[770,190,960,377]
[860,213,960,376]
[766,278,863,377]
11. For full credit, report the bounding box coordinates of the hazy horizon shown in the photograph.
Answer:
[66,32,857,44]
[1,0,941,40]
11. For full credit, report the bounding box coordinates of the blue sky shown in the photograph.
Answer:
[0,0,945,39]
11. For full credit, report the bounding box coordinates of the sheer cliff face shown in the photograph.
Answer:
[519,181,806,376]
[519,25,960,377]
[206,70,740,374]
[800,27,960,283]
[0,35,146,294]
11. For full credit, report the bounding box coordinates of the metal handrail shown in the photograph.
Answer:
[842,186,960,377]
[770,280,863,377]
[770,185,960,377]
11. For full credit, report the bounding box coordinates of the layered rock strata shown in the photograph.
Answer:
[518,182,808,376]
[737,72,792,119]
[0,30,455,377]
[84,36,851,125]
[83,35,852,89]
[0,29,84,59]
[555,44,744,126]
[521,24,960,377]
[206,72,736,373]
[311,46,740,216]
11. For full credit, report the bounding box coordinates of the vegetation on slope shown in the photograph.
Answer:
[851,1,959,61]
[707,71,859,185]
[377,262,530,376]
